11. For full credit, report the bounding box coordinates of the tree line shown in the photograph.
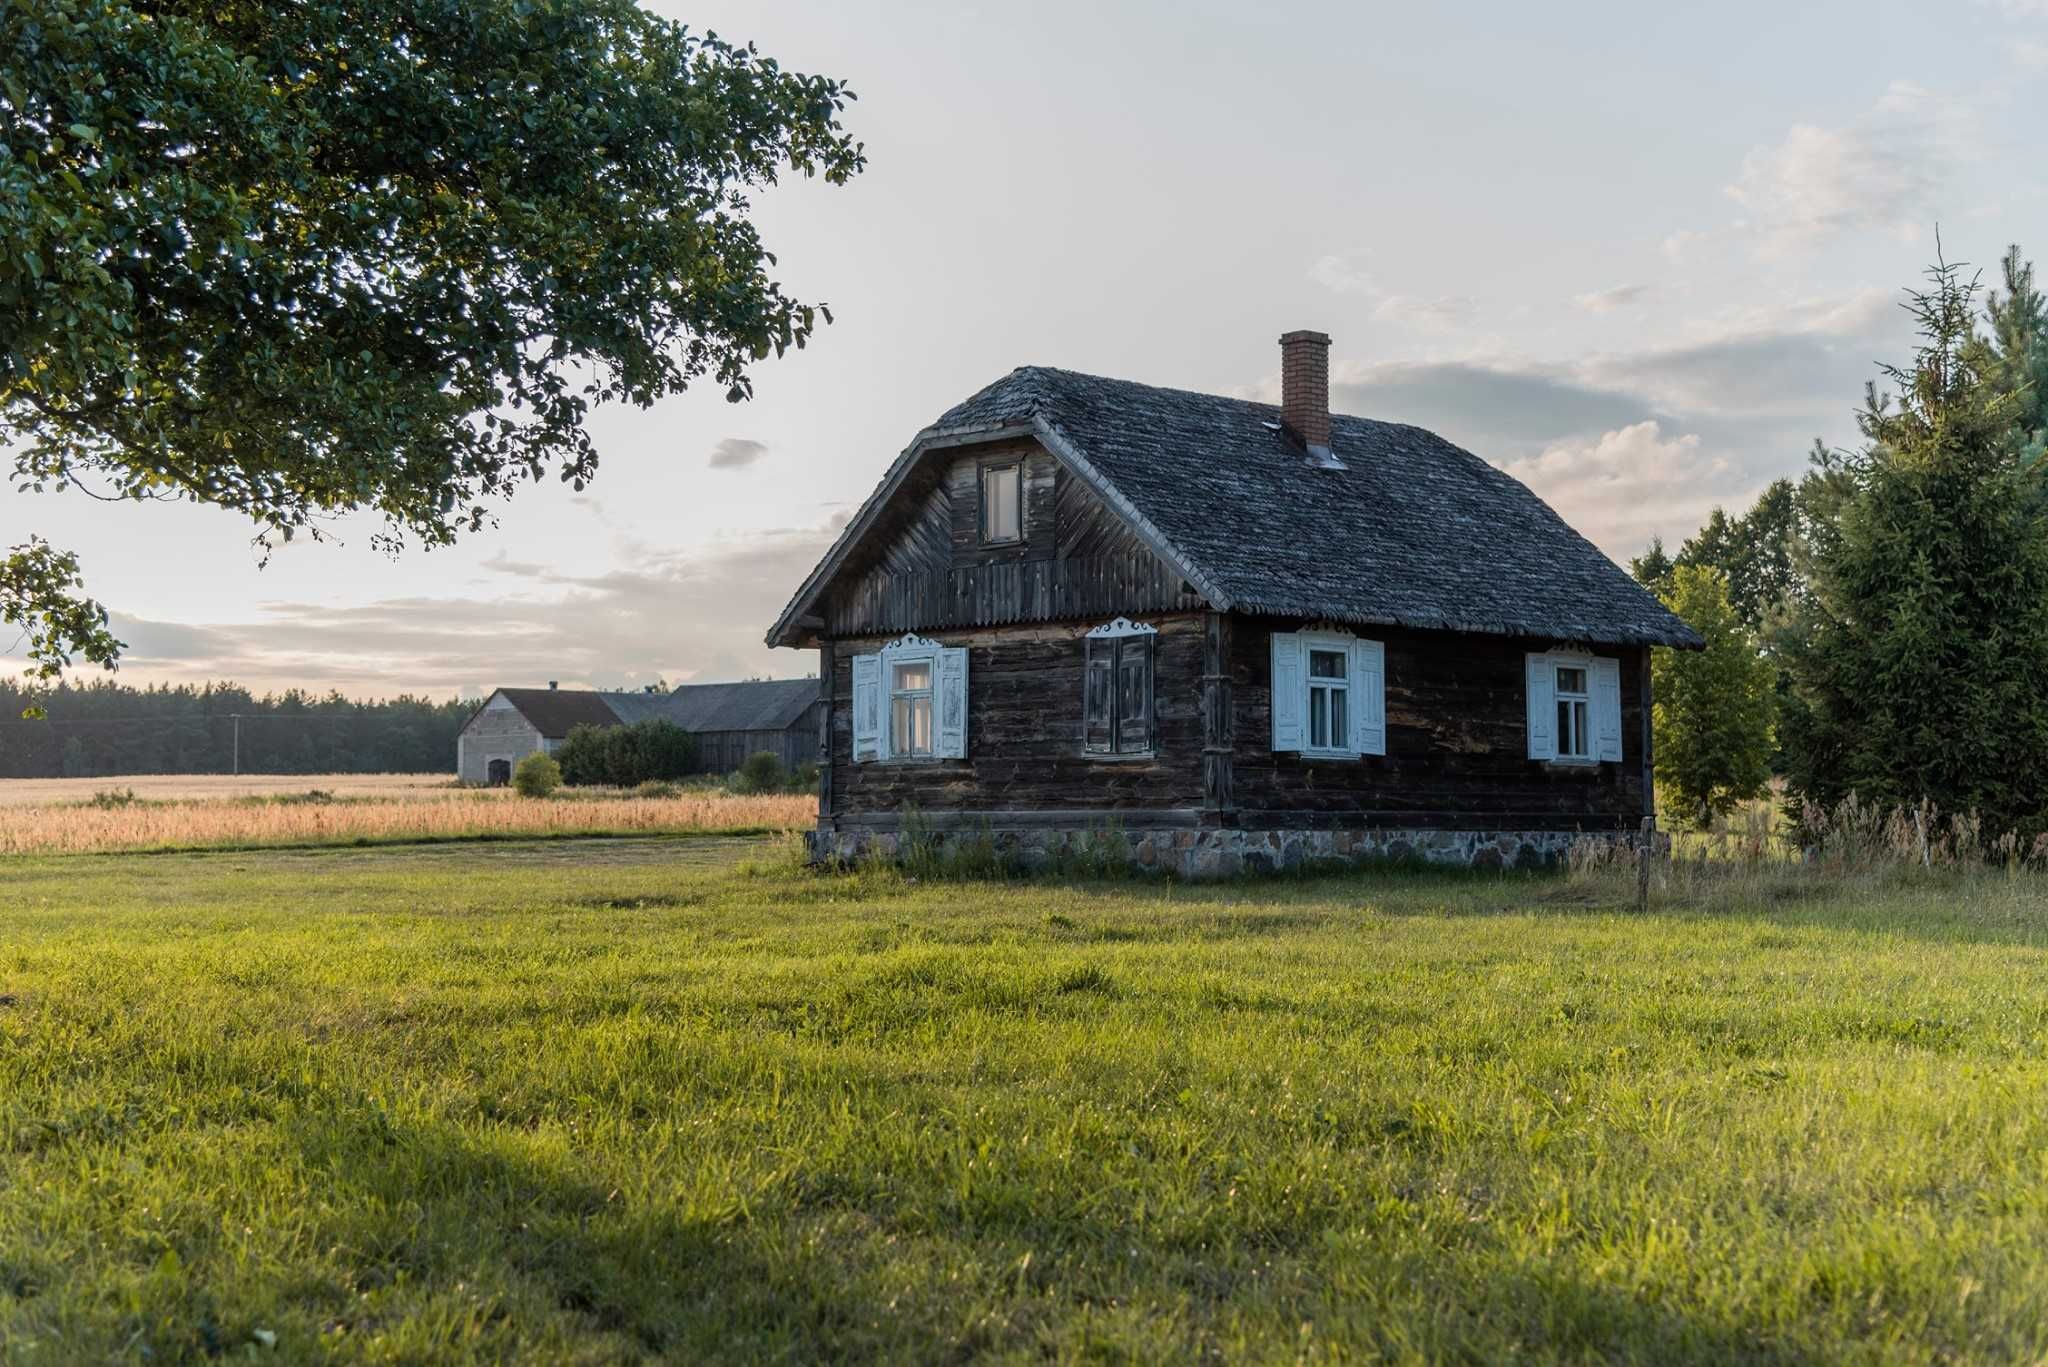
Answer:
[0,679,471,778]
[1635,244,2048,838]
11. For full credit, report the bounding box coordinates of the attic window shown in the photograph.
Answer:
[980,463,1021,544]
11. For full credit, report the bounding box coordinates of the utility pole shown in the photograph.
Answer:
[231,714,241,776]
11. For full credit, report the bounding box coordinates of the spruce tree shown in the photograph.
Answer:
[1779,255,2048,834]
[1985,244,2048,471]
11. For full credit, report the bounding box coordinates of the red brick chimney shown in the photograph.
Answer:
[1278,329,1332,454]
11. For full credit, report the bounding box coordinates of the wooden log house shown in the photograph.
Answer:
[767,331,1703,875]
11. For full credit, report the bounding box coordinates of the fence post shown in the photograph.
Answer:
[1636,816,1653,912]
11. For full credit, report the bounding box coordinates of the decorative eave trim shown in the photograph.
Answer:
[764,414,1232,649]
[880,632,942,654]
[1085,616,1158,638]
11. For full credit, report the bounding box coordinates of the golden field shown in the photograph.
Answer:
[0,776,815,856]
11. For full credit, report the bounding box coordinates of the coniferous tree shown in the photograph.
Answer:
[1985,244,2048,471]
[1778,255,2048,834]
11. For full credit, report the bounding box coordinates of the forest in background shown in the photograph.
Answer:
[0,679,471,778]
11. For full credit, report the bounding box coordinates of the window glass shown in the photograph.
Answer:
[1307,647,1349,750]
[1552,663,1590,758]
[889,656,934,757]
[981,465,1021,542]
[1310,649,1347,679]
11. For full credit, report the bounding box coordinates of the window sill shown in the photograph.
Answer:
[1083,750,1157,763]
[1296,749,1366,762]
[1542,757,1603,771]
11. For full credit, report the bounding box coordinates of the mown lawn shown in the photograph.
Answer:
[5,838,2048,1362]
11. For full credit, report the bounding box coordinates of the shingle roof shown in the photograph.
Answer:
[492,688,624,739]
[771,366,1701,650]
[608,679,819,732]
[487,680,819,739]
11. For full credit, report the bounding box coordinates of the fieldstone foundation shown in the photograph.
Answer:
[808,824,1645,878]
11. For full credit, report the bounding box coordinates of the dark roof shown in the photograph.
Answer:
[612,679,819,732]
[490,687,624,739]
[480,680,820,739]
[770,366,1701,649]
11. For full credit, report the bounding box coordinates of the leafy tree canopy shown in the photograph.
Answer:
[3,0,863,691]
[1650,564,1774,827]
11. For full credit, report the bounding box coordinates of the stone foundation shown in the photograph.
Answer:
[809,824,1646,878]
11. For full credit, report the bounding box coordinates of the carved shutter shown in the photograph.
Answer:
[1270,631,1306,752]
[937,646,969,759]
[1525,653,1556,761]
[1350,638,1385,757]
[851,653,882,763]
[1083,636,1114,753]
[1116,633,1154,754]
[1592,655,1623,763]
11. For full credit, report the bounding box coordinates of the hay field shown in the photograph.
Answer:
[0,777,814,855]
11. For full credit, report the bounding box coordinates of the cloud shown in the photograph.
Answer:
[2008,36,2048,68]
[1721,82,1972,258]
[1309,250,1479,330]
[708,437,768,469]
[1499,422,1750,558]
[1307,252,1380,296]
[79,526,839,698]
[1572,284,1652,314]
[1371,294,1480,330]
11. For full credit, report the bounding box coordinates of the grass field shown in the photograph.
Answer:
[7,840,2048,1361]
[0,777,814,856]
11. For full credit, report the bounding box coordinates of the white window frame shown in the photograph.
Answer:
[1526,649,1623,765]
[1553,660,1591,761]
[889,653,936,759]
[1270,627,1386,759]
[855,634,968,763]
[1304,642,1351,757]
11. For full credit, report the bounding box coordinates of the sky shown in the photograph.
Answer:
[10,0,2048,699]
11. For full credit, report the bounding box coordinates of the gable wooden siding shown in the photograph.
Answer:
[826,438,1204,638]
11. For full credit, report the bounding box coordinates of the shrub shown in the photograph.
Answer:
[733,750,786,795]
[556,720,695,786]
[789,760,820,794]
[513,752,562,798]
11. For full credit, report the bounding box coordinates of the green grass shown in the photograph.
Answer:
[6,840,2048,1362]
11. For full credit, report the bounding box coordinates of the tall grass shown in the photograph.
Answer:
[0,790,816,856]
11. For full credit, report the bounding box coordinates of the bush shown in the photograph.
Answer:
[513,752,562,798]
[556,720,695,786]
[733,750,786,794]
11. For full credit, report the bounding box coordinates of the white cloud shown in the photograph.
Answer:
[1309,250,1478,330]
[2007,37,2048,69]
[1371,293,1480,329]
[708,437,768,469]
[1572,284,1652,314]
[1307,252,1380,296]
[1499,422,1749,558]
[88,525,840,697]
[1720,82,1972,258]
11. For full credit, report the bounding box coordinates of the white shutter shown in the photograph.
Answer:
[1270,631,1306,752]
[851,653,882,762]
[937,647,968,759]
[1592,655,1623,762]
[1350,638,1386,757]
[1526,653,1557,761]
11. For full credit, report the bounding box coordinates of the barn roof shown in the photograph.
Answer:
[490,687,624,739]
[478,680,818,739]
[768,366,1702,650]
[608,679,819,732]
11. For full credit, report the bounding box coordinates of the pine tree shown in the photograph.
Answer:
[1652,565,1775,826]
[1779,254,2048,834]
[1984,244,2048,471]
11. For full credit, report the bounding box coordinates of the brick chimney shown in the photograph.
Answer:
[548,680,559,690]
[1278,329,1332,455]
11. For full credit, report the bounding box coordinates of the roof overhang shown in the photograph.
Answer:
[764,415,1230,649]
